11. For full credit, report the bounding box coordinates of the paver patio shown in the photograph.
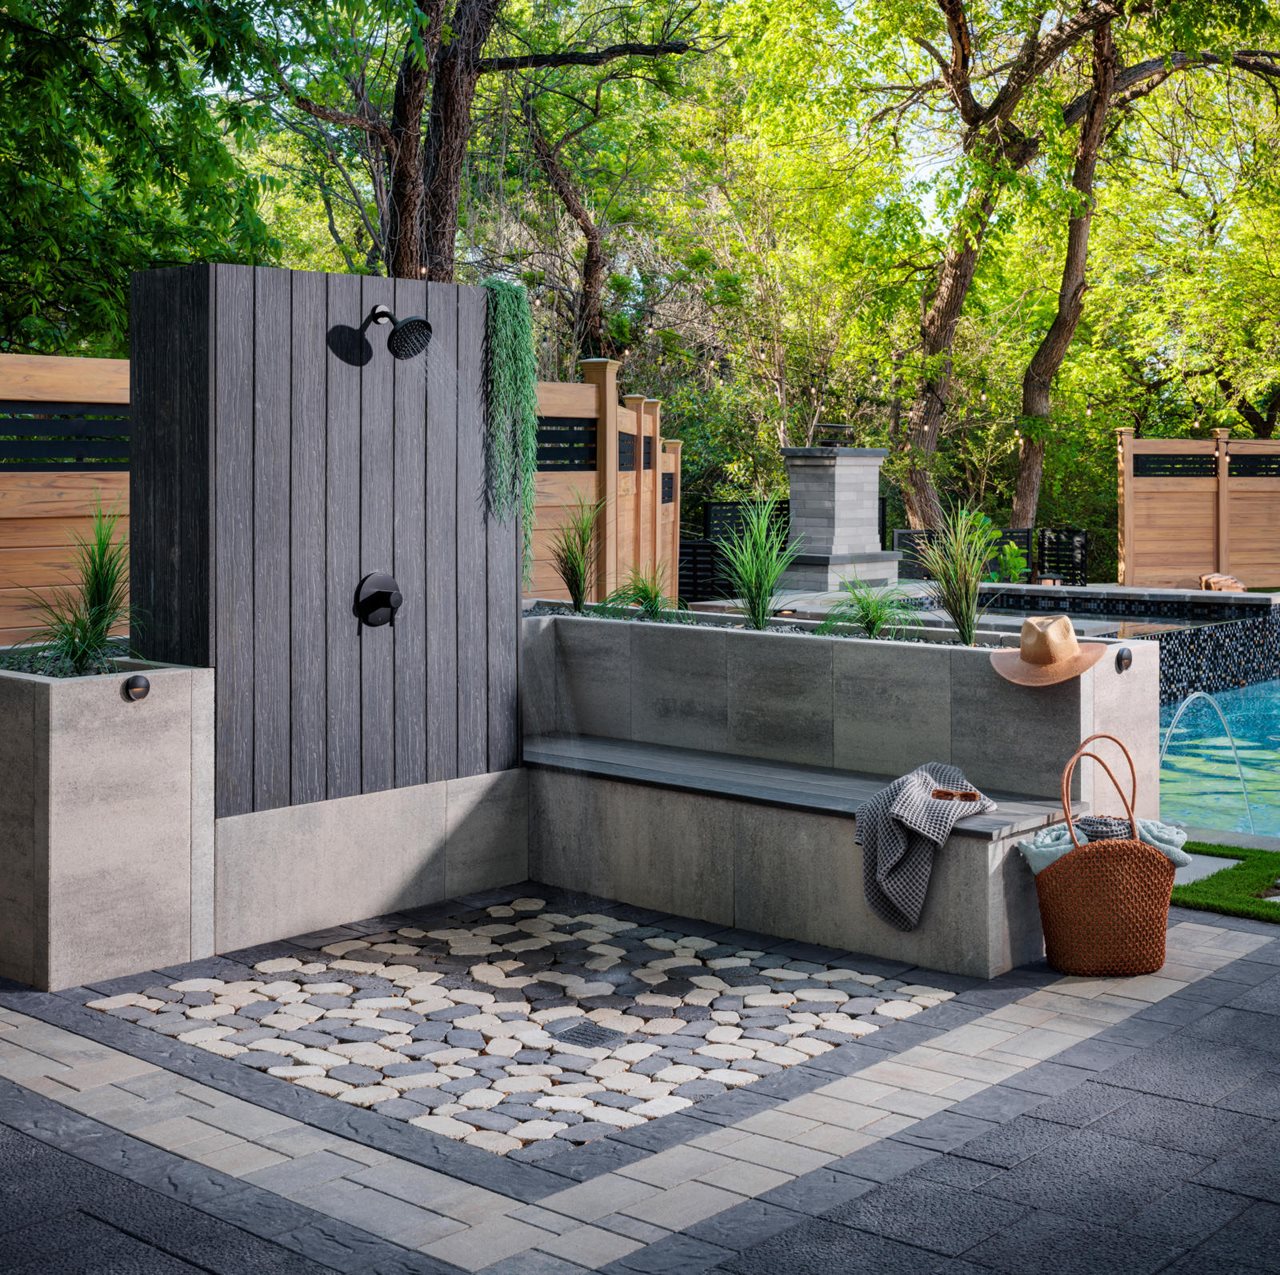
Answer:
[2,889,1278,1274]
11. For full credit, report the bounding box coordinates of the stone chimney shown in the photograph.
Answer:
[781,446,900,591]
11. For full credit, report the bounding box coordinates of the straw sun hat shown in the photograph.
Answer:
[989,615,1106,687]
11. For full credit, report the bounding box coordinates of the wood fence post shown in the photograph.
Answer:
[1117,428,1134,585]
[578,358,619,600]
[665,438,682,596]
[623,393,646,585]
[1214,428,1231,576]
[645,400,662,585]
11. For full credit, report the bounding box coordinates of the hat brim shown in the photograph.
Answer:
[989,640,1107,687]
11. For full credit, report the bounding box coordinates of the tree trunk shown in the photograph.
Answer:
[900,194,995,529]
[420,0,502,281]
[386,50,429,279]
[526,111,607,357]
[1011,23,1116,527]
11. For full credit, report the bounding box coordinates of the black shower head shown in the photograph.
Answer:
[387,315,432,360]
[369,305,432,361]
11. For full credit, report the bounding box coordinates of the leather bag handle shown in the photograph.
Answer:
[1060,733,1139,850]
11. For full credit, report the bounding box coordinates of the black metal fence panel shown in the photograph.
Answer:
[1036,527,1089,586]
[536,417,597,470]
[1132,453,1217,478]
[678,537,727,603]
[0,402,130,470]
[618,430,636,472]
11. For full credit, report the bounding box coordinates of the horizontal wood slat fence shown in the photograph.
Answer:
[1119,427,1280,588]
[528,358,681,603]
[1,352,683,647]
[0,355,130,645]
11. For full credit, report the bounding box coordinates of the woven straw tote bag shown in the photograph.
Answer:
[1035,733,1175,977]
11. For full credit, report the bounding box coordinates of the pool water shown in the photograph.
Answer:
[1160,681,1280,836]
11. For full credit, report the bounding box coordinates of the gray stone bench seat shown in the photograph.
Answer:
[523,732,1064,841]
[524,733,1060,979]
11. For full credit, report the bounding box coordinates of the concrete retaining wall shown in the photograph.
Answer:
[529,770,1044,979]
[523,615,1162,816]
[213,770,528,953]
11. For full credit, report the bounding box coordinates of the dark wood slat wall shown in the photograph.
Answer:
[392,277,428,790]
[213,267,255,820]
[455,286,487,777]
[326,271,363,801]
[426,284,460,781]
[476,290,520,772]
[130,264,520,819]
[359,275,397,795]
[253,268,292,812]
[290,270,328,806]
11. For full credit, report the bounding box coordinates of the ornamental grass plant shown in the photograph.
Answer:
[718,495,801,630]
[605,566,679,620]
[915,505,1000,645]
[817,578,916,639]
[550,495,604,612]
[7,505,133,677]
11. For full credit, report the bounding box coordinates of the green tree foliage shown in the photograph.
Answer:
[5,0,1280,591]
[0,0,277,353]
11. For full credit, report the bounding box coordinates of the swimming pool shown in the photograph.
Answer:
[1160,680,1280,836]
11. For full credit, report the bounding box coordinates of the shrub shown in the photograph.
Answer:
[550,495,604,612]
[817,578,916,639]
[988,540,1029,584]
[717,495,801,630]
[14,505,132,676]
[915,505,1000,645]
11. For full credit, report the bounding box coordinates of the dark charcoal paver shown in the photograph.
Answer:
[976,1127,1210,1225]
[1187,1005,1280,1053]
[1193,1125,1280,1204]
[603,1233,732,1274]
[830,1138,941,1183]
[1099,1092,1275,1157]
[948,1115,1071,1168]
[1096,1035,1275,1103]
[1022,1079,1133,1127]
[962,1207,1181,1275]
[887,1111,999,1153]
[1121,1182,1251,1248]
[824,1177,1030,1257]
[0,1123,338,1275]
[1180,1199,1280,1272]
[683,1199,805,1251]
[757,1167,878,1217]
[719,1218,948,1275]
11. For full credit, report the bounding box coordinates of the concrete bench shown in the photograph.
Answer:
[524,733,1061,979]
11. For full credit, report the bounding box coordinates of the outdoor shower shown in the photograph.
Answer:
[368,303,432,360]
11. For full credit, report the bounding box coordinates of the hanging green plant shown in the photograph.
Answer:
[482,278,539,576]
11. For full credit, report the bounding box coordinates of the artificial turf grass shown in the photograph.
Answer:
[1172,841,1280,924]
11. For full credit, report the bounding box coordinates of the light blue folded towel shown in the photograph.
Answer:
[1018,819,1191,875]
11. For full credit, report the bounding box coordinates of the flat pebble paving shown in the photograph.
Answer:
[86,892,955,1157]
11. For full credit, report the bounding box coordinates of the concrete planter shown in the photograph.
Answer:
[523,613,1161,811]
[0,662,213,990]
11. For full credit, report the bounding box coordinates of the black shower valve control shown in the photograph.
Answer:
[354,572,403,629]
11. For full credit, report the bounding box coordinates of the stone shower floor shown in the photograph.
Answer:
[85,890,952,1159]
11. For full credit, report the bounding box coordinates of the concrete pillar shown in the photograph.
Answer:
[782,446,900,592]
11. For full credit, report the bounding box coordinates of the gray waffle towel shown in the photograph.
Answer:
[855,764,996,932]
